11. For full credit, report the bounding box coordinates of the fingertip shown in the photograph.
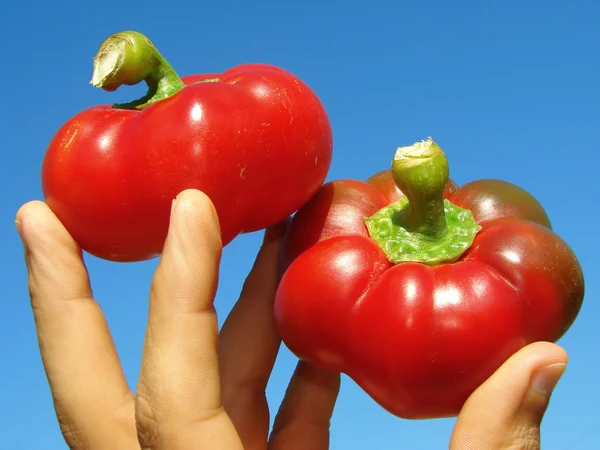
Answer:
[171,189,222,249]
[16,200,53,233]
[16,200,92,312]
[15,201,76,251]
[159,189,223,297]
[464,341,568,408]
[174,189,219,220]
[521,341,568,363]
[16,200,47,219]
[451,342,569,449]
[263,216,291,246]
[502,341,568,380]
[175,188,215,208]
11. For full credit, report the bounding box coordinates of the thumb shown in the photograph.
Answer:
[450,341,568,450]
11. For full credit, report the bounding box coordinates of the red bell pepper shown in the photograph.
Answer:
[275,138,584,419]
[41,31,332,262]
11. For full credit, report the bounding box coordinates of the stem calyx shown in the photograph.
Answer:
[364,138,481,265]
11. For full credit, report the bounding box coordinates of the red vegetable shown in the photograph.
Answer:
[42,31,332,262]
[275,138,584,419]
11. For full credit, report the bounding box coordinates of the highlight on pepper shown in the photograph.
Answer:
[274,137,584,419]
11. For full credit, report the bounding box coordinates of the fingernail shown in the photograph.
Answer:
[15,219,26,246]
[531,363,567,397]
[170,198,177,218]
[15,219,23,238]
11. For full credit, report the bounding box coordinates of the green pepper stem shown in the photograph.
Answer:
[391,138,449,238]
[364,138,481,266]
[90,31,186,110]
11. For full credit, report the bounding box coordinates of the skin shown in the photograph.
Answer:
[17,189,569,449]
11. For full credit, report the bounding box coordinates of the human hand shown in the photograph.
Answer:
[17,189,567,449]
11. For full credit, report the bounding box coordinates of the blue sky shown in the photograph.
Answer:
[2,0,599,448]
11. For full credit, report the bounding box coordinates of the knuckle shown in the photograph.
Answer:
[57,417,87,449]
[505,423,541,450]
[135,387,229,449]
[222,372,270,399]
[135,393,161,450]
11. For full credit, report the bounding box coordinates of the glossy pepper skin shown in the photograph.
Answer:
[275,139,584,419]
[42,31,332,262]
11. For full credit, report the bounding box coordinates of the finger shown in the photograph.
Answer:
[16,201,136,449]
[135,189,242,450]
[269,361,341,450]
[219,219,290,449]
[450,341,568,450]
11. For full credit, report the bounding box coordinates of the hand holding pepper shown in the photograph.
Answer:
[16,190,570,449]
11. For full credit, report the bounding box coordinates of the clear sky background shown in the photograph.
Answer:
[2,1,599,448]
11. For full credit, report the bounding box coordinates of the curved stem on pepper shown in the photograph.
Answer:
[364,138,481,266]
[391,138,449,238]
[90,30,186,110]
